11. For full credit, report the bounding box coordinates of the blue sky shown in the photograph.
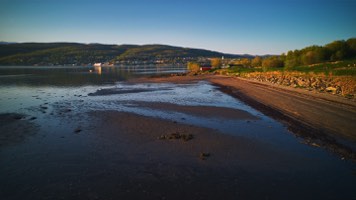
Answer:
[0,0,355,55]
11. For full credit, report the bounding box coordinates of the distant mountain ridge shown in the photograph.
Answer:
[0,42,253,66]
[0,41,17,45]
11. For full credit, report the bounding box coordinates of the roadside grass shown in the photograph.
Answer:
[214,59,356,77]
[226,66,262,74]
[284,59,356,76]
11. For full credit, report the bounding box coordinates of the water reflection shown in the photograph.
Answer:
[94,66,102,75]
[0,65,187,86]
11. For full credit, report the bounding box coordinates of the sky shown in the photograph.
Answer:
[0,0,355,55]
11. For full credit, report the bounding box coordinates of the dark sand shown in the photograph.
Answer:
[0,113,37,147]
[1,110,318,200]
[78,110,353,200]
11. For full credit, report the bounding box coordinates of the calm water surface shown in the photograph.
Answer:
[0,66,355,200]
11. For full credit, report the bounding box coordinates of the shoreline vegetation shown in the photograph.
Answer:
[186,38,356,99]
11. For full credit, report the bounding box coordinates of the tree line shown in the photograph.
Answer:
[188,38,356,73]
[221,38,356,71]
[257,38,356,70]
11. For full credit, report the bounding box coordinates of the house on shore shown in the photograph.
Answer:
[93,63,102,67]
[200,65,212,71]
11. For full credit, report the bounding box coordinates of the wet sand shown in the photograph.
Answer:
[89,110,285,169]
[0,113,37,147]
[1,74,356,200]
[58,110,353,200]
[1,110,326,200]
[126,101,259,120]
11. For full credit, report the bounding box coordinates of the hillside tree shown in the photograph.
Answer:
[211,58,222,68]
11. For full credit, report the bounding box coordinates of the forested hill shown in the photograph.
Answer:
[0,43,249,66]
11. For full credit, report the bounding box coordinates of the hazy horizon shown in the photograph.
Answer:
[1,0,355,55]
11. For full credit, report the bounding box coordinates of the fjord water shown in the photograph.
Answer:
[0,66,355,199]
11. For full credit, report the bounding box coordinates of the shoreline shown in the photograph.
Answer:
[211,78,356,160]
[208,75,356,140]
[134,74,356,159]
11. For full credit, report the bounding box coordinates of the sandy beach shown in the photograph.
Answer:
[1,74,356,200]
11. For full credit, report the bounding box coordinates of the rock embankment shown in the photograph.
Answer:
[228,72,355,98]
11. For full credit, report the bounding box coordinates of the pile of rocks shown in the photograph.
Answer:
[240,72,355,98]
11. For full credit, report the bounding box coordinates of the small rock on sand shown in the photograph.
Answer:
[74,128,82,133]
[158,132,194,141]
[199,152,211,160]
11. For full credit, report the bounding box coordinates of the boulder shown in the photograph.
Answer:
[326,87,337,94]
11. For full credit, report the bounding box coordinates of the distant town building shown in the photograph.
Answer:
[200,65,212,71]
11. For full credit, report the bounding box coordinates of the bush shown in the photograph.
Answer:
[187,62,200,72]
[210,58,221,68]
[262,56,284,71]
